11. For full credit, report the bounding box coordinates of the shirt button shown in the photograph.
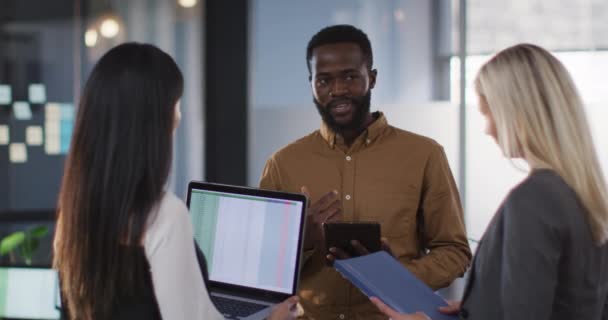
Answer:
[345,195,351,200]
[346,156,352,161]
[339,314,345,319]
[366,139,371,144]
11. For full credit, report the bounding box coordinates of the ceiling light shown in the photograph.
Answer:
[178,0,197,8]
[100,17,120,38]
[84,29,98,47]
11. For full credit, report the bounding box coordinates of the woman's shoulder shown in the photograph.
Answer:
[506,169,584,228]
[144,192,191,247]
[150,192,189,224]
[160,191,188,212]
[509,169,576,206]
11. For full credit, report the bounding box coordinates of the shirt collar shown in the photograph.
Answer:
[320,112,388,149]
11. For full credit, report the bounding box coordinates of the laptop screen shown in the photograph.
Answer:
[0,267,60,319]
[189,187,304,295]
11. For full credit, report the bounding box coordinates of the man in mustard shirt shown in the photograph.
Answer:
[259,24,471,320]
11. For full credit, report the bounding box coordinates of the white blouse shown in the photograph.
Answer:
[144,192,224,320]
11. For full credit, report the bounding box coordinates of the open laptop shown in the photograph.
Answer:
[186,181,307,320]
[0,266,61,320]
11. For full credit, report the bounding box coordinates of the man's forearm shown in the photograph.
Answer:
[402,245,471,290]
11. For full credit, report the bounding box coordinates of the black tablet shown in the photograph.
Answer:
[323,222,381,257]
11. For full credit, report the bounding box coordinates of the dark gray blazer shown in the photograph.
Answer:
[460,169,608,320]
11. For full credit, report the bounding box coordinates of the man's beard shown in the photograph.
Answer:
[314,91,371,135]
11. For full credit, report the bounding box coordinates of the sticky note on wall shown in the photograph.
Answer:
[45,137,60,155]
[13,102,32,120]
[0,125,9,145]
[9,143,27,163]
[26,126,44,146]
[45,103,61,121]
[44,102,74,155]
[29,84,47,104]
[60,104,74,153]
[0,85,11,104]
[45,103,61,155]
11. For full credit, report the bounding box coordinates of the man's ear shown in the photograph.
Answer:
[369,69,378,89]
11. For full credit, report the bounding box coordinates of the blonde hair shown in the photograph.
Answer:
[475,43,608,245]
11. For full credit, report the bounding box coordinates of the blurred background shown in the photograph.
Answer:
[1,0,607,318]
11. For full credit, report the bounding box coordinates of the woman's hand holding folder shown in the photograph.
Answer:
[370,297,462,320]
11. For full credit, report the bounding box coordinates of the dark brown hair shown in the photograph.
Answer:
[54,42,183,319]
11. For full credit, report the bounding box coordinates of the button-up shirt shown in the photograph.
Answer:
[260,113,471,320]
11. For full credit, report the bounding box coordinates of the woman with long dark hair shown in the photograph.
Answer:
[54,43,298,319]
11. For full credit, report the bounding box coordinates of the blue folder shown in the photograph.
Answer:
[334,251,458,320]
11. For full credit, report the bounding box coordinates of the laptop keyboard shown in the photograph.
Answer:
[212,295,268,318]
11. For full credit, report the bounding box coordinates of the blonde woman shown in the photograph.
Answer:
[370,44,608,319]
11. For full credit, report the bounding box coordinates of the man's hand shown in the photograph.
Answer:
[380,237,395,256]
[325,240,367,264]
[370,297,431,320]
[326,237,396,265]
[267,296,299,320]
[301,186,342,250]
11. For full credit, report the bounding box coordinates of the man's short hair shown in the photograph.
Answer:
[306,24,373,74]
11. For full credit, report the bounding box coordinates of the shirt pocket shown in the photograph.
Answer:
[357,183,420,239]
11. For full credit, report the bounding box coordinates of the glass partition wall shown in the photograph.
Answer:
[0,0,204,265]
